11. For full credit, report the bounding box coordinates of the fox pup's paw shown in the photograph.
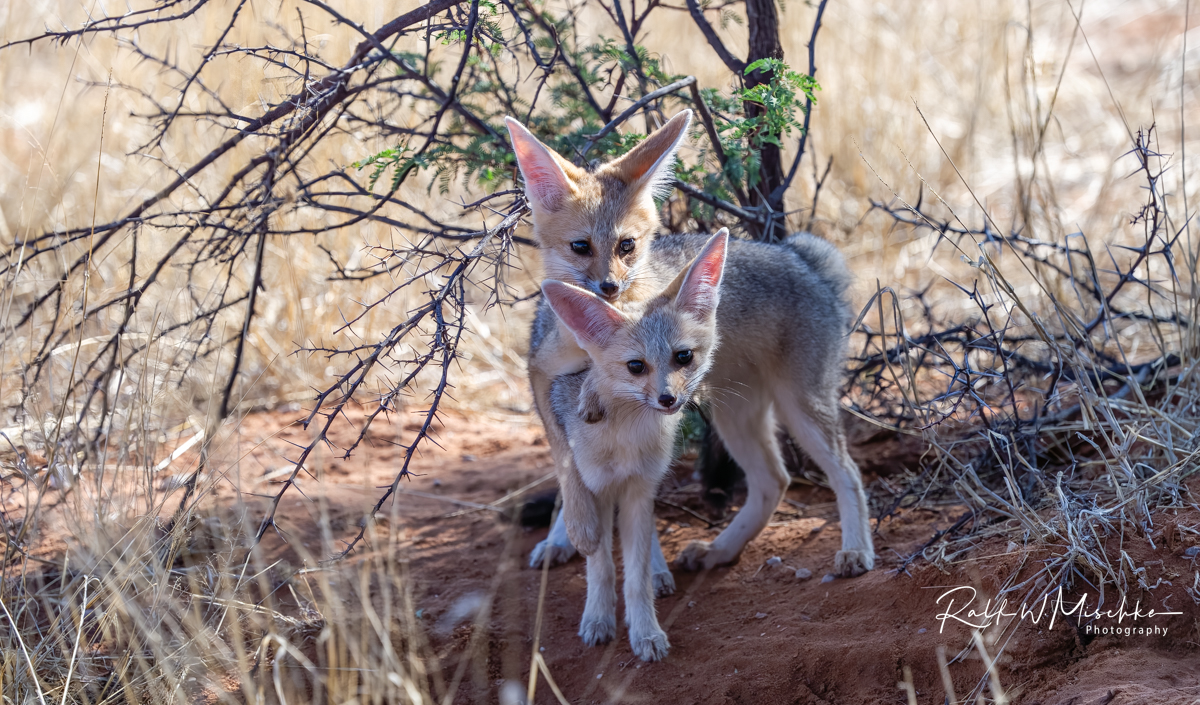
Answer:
[561,487,601,555]
[672,540,711,571]
[579,614,617,646]
[834,549,875,577]
[528,538,576,569]
[672,540,738,571]
[652,568,676,597]
[577,388,605,424]
[629,628,670,662]
[563,513,602,556]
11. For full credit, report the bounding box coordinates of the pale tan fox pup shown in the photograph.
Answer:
[508,112,874,579]
[542,231,728,661]
[508,111,695,594]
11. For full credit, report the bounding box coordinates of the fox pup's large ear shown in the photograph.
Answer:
[505,117,579,213]
[542,280,628,348]
[601,110,692,199]
[669,228,728,318]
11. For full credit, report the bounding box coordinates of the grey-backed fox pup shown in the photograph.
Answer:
[508,111,874,579]
[542,231,728,662]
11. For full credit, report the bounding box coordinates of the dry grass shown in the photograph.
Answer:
[1,0,1197,703]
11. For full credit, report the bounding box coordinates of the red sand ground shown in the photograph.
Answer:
[200,406,1200,705]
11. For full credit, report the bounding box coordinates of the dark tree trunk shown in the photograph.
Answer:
[744,0,786,241]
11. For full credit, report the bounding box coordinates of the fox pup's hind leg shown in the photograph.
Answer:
[673,379,875,577]
[528,510,575,568]
[675,391,787,571]
[650,533,676,596]
[579,496,617,646]
[775,397,874,577]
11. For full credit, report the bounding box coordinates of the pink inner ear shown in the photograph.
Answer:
[604,111,690,187]
[545,283,624,346]
[616,145,661,184]
[678,238,727,314]
[692,255,723,289]
[510,130,570,211]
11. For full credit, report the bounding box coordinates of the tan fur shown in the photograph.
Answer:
[542,232,728,662]
[505,112,689,304]
[509,111,875,582]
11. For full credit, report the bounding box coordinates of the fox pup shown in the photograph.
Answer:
[508,112,875,578]
[508,112,694,592]
[542,232,728,662]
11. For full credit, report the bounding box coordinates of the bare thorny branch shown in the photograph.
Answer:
[850,126,1196,581]
[1,0,836,564]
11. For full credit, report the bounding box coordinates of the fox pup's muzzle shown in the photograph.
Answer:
[652,393,685,415]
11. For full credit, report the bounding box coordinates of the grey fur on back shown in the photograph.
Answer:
[531,232,853,410]
[531,230,875,577]
[646,231,851,331]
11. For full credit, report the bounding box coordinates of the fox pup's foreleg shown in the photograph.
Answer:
[578,495,617,646]
[620,480,670,661]
[534,507,676,596]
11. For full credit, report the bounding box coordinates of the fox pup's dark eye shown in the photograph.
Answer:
[570,241,592,256]
[619,239,635,255]
[626,360,646,375]
[674,350,694,366]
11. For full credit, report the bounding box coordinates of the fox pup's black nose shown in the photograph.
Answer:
[657,393,676,408]
[599,281,619,297]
